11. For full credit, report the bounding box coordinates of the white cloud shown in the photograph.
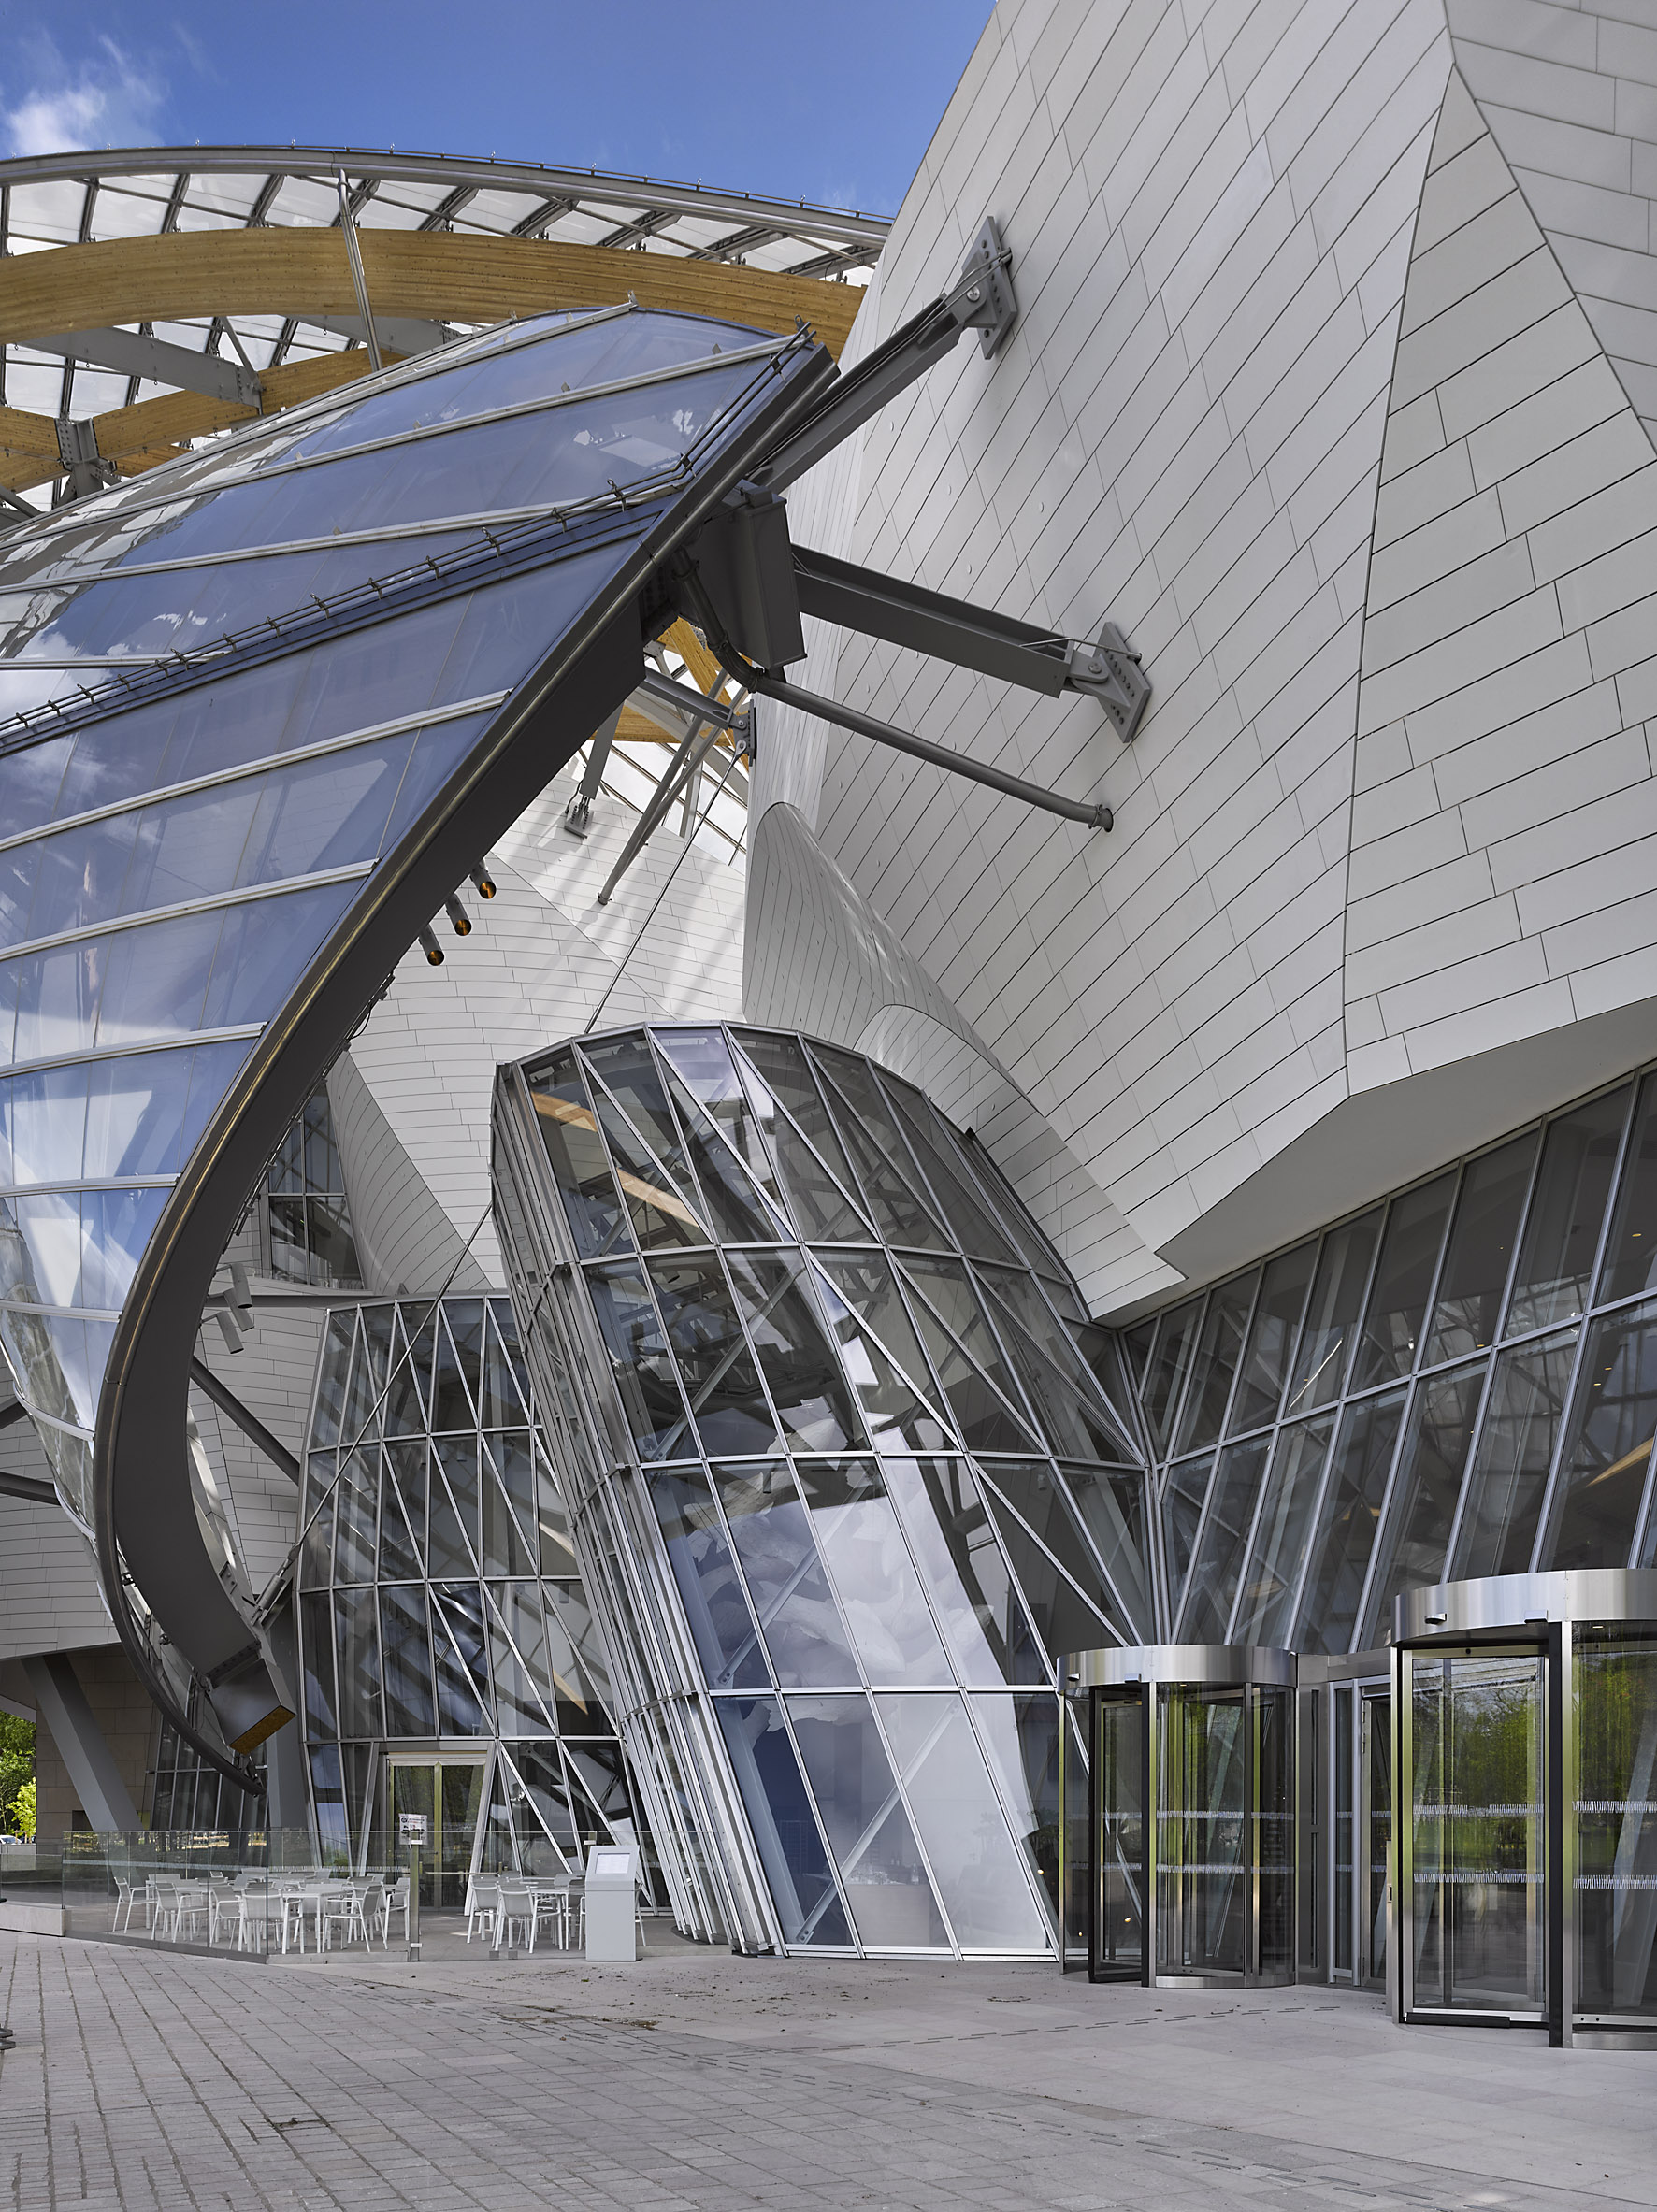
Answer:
[0,36,167,159]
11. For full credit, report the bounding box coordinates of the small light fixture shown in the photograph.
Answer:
[418,926,444,966]
[1425,1611,1447,1626]
[469,865,497,899]
[445,895,471,936]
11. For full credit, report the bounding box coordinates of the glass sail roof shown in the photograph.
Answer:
[0,298,823,1772]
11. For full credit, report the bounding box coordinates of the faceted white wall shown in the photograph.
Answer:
[747,0,1657,1315]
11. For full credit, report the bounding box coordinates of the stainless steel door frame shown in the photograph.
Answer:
[1395,1642,1548,2032]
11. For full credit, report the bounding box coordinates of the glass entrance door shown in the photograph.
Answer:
[1360,1687,1390,1989]
[1158,1687,1247,1977]
[1576,1629,1657,2024]
[1405,1651,1544,2018]
[1088,1690,1145,1980]
[385,1760,488,1907]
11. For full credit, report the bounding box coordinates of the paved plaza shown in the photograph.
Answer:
[0,1928,1651,2210]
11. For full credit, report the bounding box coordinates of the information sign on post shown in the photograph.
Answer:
[398,1814,428,1960]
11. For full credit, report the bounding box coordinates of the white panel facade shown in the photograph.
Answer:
[746,0,1657,1315]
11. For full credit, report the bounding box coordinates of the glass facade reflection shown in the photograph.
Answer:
[297,1294,651,1888]
[1125,1067,1657,1652]
[492,1022,1150,1955]
[0,297,821,1765]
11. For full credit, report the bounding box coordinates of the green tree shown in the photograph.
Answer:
[0,1713,36,1834]
[10,1779,34,1842]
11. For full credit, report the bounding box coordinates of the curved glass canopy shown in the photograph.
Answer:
[0,300,829,1778]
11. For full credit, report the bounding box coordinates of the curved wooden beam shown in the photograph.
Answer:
[0,227,863,354]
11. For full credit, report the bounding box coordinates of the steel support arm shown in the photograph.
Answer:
[189,1357,301,1485]
[794,543,1149,740]
[749,219,1015,496]
[28,325,262,408]
[749,671,1109,829]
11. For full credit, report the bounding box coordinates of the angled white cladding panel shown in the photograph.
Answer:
[0,1415,111,1659]
[752,0,1452,1306]
[1347,71,1657,1090]
[343,760,748,1288]
[1448,0,1657,447]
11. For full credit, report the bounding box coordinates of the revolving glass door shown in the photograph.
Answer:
[1080,1652,1295,1988]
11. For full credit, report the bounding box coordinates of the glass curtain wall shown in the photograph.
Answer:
[492,1022,1153,1958]
[0,302,817,1756]
[1126,1068,1657,1652]
[296,1293,652,1891]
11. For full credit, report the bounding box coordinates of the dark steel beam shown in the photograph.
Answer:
[188,1358,301,1485]
[749,670,1110,828]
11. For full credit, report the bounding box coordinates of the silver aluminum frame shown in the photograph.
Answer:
[1392,1568,1657,2047]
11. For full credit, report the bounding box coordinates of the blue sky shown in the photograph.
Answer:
[0,3,994,219]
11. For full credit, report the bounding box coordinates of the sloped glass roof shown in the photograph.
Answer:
[0,300,824,1774]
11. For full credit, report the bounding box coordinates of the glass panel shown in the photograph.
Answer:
[973,1693,1063,1932]
[1228,1241,1316,1433]
[1576,1630,1657,2020]
[379,1584,435,1736]
[584,1261,690,1459]
[1409,1652,1544,2015]
[973,1265,1138,1462]
[977,1474,1116,1659]
[1599,1070,1657,1306]
[527,1052,627,1258]
[976,1459,1125,1640]
[647,1466,768,1690]
[1333,1687,1355,1976]
[430,1587,489,1734]
[483,1586,557,1735]
[1285,1212,1381,1418]
[879,1454,1046,1687]
[1424,1137,1536,1365]
[1363,1365,1486,1645]
[425,1444,476,1576]
[377,1445,423,1582]
[729,1030,866,1214]
[1089,1693,1144,1975]
[541,1585,613,1735]
[876,1694,1047,1949]
[1157,1687,1246,1976]
[785,1693,950,1948]
[653,1027,787,1210]
[650,1254,779,1458]
[658,1058,785,1244]
[896,1256,1037,1452]
[714,1461,859,1688]
[1174,1272,1256,1453]
[333,1590,380,1738]
[1363,1689,1392,1988]
[1231,1415,1334,1646]
[589,1086,708,1251]
[1059,1463,1156,1643]
[804,1253,953,1455]
[1294,1388,1406,1656]
[715,1697,852,1946]
[1178,1438,1269,1642]
[724,1247,862,1452]
[875,1079,1020,1264]
[1351,1173,1456,1390]
[1506,1088,1629,1336]
[1545,1300,1657,1572]
[1450,1330,1578,1580]
[430,1310,478,1431]
[1143,1298,1201,1454]
[1257,1687,1295,1979]
[1160,1455,1213,1616]
[807,1047,952,1251]
[580,1032,699,1185]
[793,1458,950,1686]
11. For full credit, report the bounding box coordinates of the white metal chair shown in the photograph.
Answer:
[465,1875,501,1946]
[209,1886,255,1953]
[495,1881,538,1954]
[111,1878,137,1933]
[379,1875,409,1947]
[534,1882,570,1950]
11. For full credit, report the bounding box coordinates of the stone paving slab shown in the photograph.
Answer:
[0,1932,1648,2210]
